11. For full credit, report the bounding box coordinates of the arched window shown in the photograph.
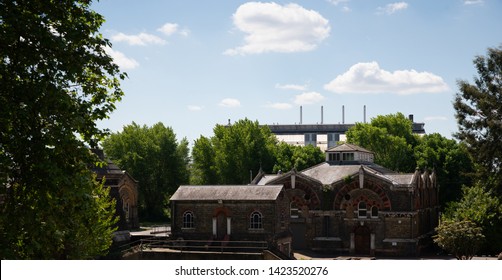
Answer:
[250,211,263,229]
[358,201,367,218]
[371,206,379,218]
[290,201,300,218]
[122,198,130,222]
[183,211,194,228]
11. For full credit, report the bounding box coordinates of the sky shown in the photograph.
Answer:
[92,0,502,145]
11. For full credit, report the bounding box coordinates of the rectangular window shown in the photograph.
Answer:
[327,133,340,148]
[304,133,317,147]
[343,153,354,161]
[328,153,341,161]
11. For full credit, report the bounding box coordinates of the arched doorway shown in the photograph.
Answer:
[354,225,371,255]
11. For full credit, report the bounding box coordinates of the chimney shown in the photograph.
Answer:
[321,106,324,124]
[300,106,303,124]
[342,105,345,124]
[364,105,366,123]
[409,114,414,122]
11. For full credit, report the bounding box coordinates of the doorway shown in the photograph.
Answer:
[216,212,227,240]
[354,225,371,255]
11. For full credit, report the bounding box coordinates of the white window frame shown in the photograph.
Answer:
[250,211,263,230]
[182,211,194,229]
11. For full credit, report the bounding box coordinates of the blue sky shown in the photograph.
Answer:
[93,0,501,144]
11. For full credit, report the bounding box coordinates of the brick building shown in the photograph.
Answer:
[253,143,439,256]
[170,144,439,257]
[170,185,293,256]
[92,149,139,231]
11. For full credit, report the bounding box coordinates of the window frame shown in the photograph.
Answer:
[358,201,367,218]
[250,211,263,230]
[182,210,195,229]
[290,201,300,219]
[371,206,379,218]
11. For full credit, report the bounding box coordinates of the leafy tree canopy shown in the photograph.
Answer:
[434,219,484,260]
[102,122,190,221]
[346,112,417,172]
[191,119,277,185]
[414,133,474,204]
[453,45,502,192]
[0,0,123,259]
[273,142,324,173]
[443,184,502,254]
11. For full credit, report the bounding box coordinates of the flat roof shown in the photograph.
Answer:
[265,123,425,134]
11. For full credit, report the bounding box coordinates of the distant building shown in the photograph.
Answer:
[266,109,425,151]
[170,143,439,257]
[92,149,139,232]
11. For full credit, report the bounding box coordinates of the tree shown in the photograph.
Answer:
[442,184,502,254]
[434,219,484,260]
[0,1,123,259]
[191,119,277,185]
[190,136,217,185]
[102,122,190,221]
[453,45,502,192]
[273,142,325,173]
[414,133,474,205]
[346,113,417,172]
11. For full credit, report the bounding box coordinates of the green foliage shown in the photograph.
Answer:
[192,119,277,185]
[190,136,217,185]
[273,142,325,173]
[191,119,325,185]
[346,113,416,172]
[414,133,474,204]
[434,219,484,260]
[347,113,476,211]
[0,0,123,259]
[443,184,502,254]
[453,45,502,192]
[102,122,190,221]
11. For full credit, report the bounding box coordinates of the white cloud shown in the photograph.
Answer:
[224,2,330,55]
[424,116,448,121]
[464,0,483,5]
[112,32,166,46]
[187,105,203,111]
[158,23,179,36]
[104,46,139,70]
[179,28,190,37]
[266,102,293,110]
[218,98,241,108]
[157,23,190,37]
[327,0,350,6]
[323,61,449,95]
[377,2,408,15]
[342,6,352,13]
[294,92,325,105]
[275,83,308,91]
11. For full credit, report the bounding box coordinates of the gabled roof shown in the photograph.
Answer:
[301,163,360,185]
[170,185,284,201]
[326,143,373,154]
[255,161,415,187]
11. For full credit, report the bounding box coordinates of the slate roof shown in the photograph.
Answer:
[256,174,281,185]
[170,185,284,201]
[257,162,415,187]
[301,163,361,185]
